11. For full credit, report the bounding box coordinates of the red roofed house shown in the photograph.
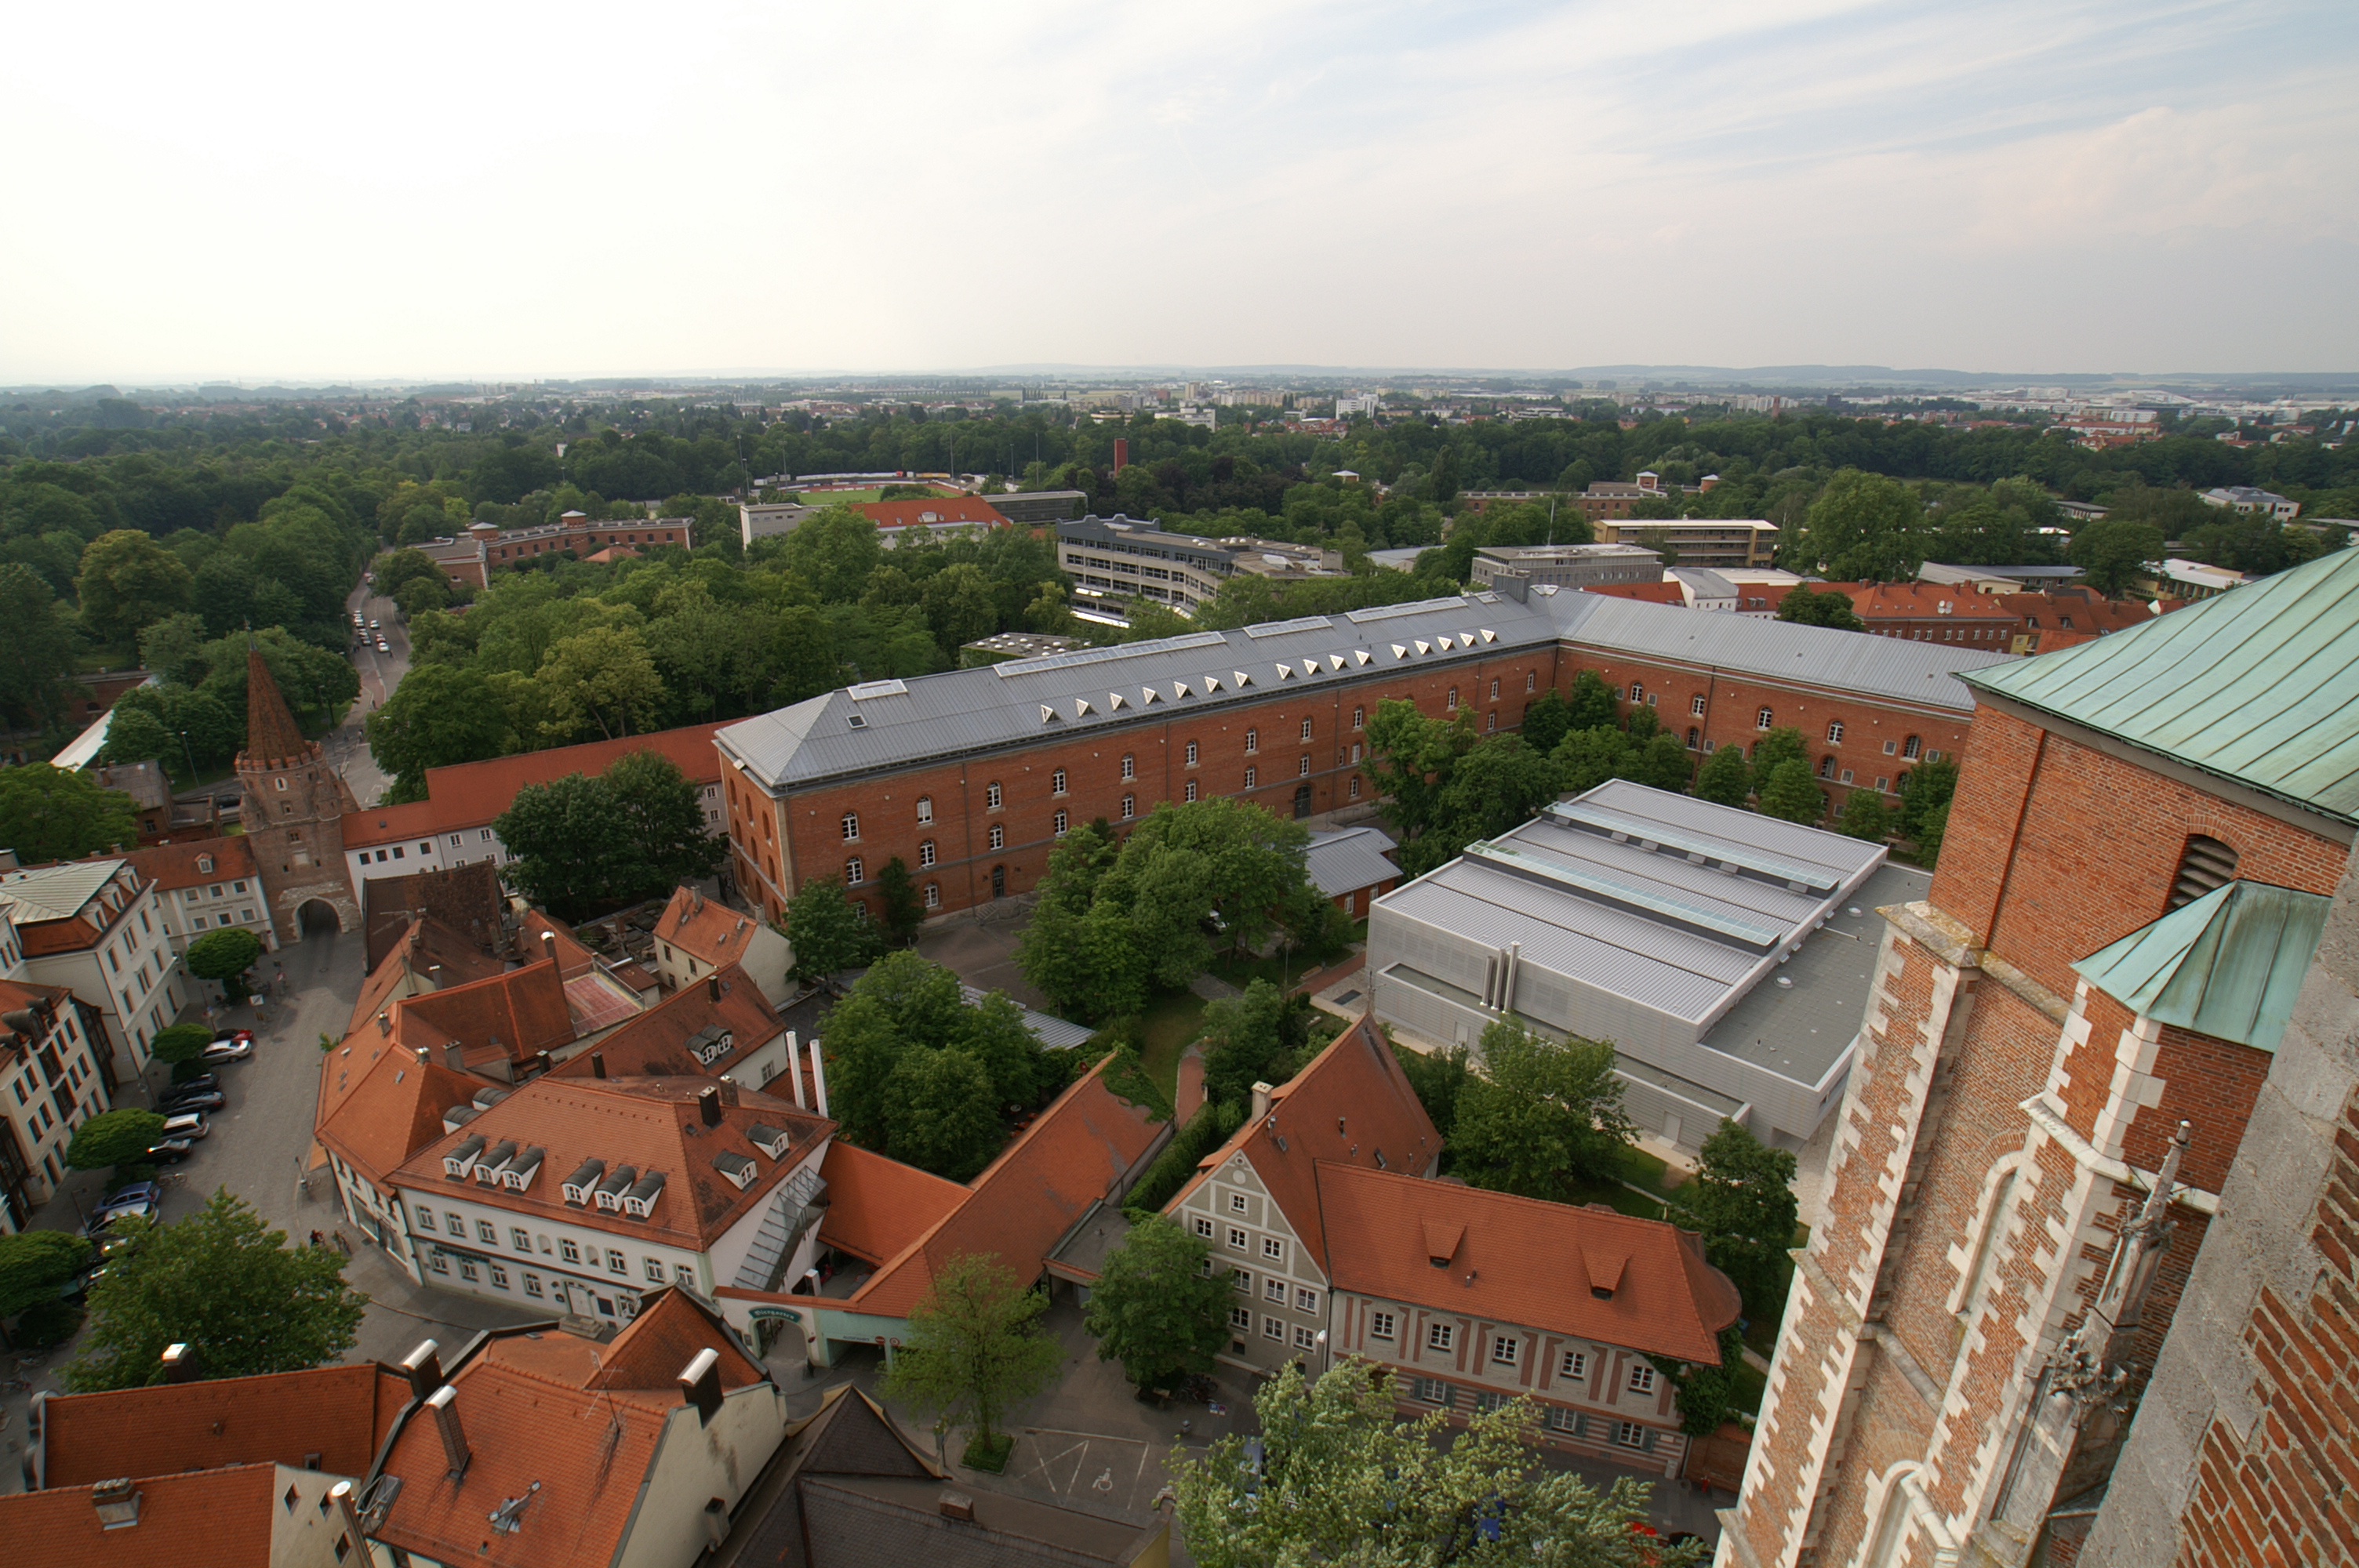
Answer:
[853,495,1008,539]
[1579,579,1688,608]
[1,856,184,1085]
[126,835,278,960]
[552,962,798,1092]
[338,720,730,900]
[1823,579,2023,649]
[651,884,795,1010]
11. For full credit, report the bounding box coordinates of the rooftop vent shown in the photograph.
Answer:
[678,1348,723,1425]
[939,1490,976,1523]
[91,1479,141,1530]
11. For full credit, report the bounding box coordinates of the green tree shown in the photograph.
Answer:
[61,1190,368,1392]
[0,1229,93,1319]
[1551,726,1635,796]
[372,546,448,603]
[0,765,140,863]
[1391,1041,1472,1145]
[185,926,267,1003]
[76,529,194,646]
[1198,979,1307,1110]
[2069,517,2165,597]
[817,950,1046,1164]
[877,1251,1062,1465]
[782,874,883,987]
[1692,744,1752,807]
[1083,1215,1228,1395]
[0,563,79,733]
[781,506,885,602]
[536,623,664,741]
[1518,688,1574,753]
[1749,725,1806,779]
[1634,731,1693,793]
[492,753,721,920]
[1836,789,1892,842]
[1172,1361,1685,1568]
[394,576,451,618]
[1361,699,1477,849]
[1677,1118,1799,1323]
[600,749,727,893]
[99,706,176,769]
[1757,760,1826,824]
[1915,800,1951,869]
[1564,668,1621,732]
[880,1048,1004,1180]
[1776,584,1866,631]
[136,611,209,685]
[66,1109,167,1174]
[151,1022,213,1067]
[364,663,509,798]
[1895,756,1959,842]
[874,855,924,946]
[1451,1018,1637,1196]
[1783,469,1927,581]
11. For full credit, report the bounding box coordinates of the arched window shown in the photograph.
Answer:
[1628,682,1644,702]
[1245,728,1259,754]
[845,857,864,885]
[1826,720,1845,743]
[915,796,933,825]
[1051,768,1067,795]
[1185,741,1199,766]
[1446,687,1459,711]
[1121,794,1136,819]
[2170,834,2239,909]
[987,824,1005,850]
[986,781,1003,809]
[1488,678,1499,701]
[918,840,936,869]
[1757,707,1774,730]
[1352,706,1365,730]
[1244,767,1258,789]
[1686,728,1699,749]
[1121,753,1136,781]
[1299,717,1314,741]
[1690,694,1707,717]
[1184,781,1199,802]
[840,812,860,841]
[1053,811,1069,837]
[1901,735,1921,760]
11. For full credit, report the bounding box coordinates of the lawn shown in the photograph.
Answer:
[1134,989,1208,1108]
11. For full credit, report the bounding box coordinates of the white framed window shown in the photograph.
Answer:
[1902,735,1921,759]
[1369,1310,1396,1340]
[923,884,940,909]
[988,825,1005,850]
[1491,1335,1519,1367]
[522,1272,543,1298]
[1299,717,1314,740]
[1827,720,1845,743]
[459,1259,480,1282]
[1349,777,1361,799]
[445,1214,465,1238]
[1415,1377,1451,1405]
[644,1258,664,1283]
[918,839,936,868]
[1690,694,1707,716]
[1245,728,1259,754]
[560,1239,581,1264]
[1121,794,1136,819]
[1244,767,1258,788]
[986,781,1003,809]
[415,1207,435,1232]
[1232,1268,1251,1292]
[1263,1316,1285,1341]
[1628,1365,1656,1394]
[1296,1287,1319,1314]
[1230,1192,1248,1212]
[1446,687,1459,711]
[606,1248,628,1275]
[1184,781,1198,802]
[1488,679,1499,701]
[1228,1227,1248,1250]
[429,1251,449,1275]
[1756,708,1773,730]
[916,796,933,824]
[1052,768,1067,795]
[1262,1236,1285,1262]
[841,811,860,841]
[1185,740,1199,766]
[1560,1350,1587,1381]
[1525,672,1536,693]
[489,1263,508,1289]
[845,858,864,885]
[1194,1215,1215,1238]
[1615,1420,1648,1449]
[1265,1278,1286,1302]
[1299,755,1311,775]
[481,828,495,841]
[1052,811,1069,837]
[1485,713,1496,732]
[511,1227,530,1252]
[1352,706,1365,730]
[1230,1306,1252,1330]
[1294,1325,1319,1350]
[1545,1405,1581,1433]
[1121,753,1136,780]
[1628,681,1644,702]
[1429,1322,1455,1352]
[448,833,463,847]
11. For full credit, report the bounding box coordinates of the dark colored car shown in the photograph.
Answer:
[158,1087,226,1112]
[144,1138,197,1164]
[164,1072,220,1096]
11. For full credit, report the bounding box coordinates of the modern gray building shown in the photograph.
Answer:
[1366,779,1924,1151]
[1468,543,1663,592]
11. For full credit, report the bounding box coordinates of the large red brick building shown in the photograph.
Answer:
[1717,547,2359,1568]
[713,587,2008,922]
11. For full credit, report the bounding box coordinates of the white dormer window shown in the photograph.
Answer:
[197,855,213,874]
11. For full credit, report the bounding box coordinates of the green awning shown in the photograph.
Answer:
[2070,880,2332,1054]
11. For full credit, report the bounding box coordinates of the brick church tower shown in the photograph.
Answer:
[1717,548,2359,1568]
[238,646,363,944]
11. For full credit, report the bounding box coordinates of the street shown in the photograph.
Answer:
[339,579,407,808]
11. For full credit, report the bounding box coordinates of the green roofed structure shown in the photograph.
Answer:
[2071,880,2333,1054]
[1963,545,2359,825]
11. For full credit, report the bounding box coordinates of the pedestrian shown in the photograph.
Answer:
[309,1229,325,1248]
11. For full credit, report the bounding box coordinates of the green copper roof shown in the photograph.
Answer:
[1963,546,2359,824]
[2071,880,2331,1054]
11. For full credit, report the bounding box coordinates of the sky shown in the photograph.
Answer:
[3,0,2354,383]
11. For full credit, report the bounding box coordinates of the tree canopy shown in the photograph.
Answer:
[1449,1018,1637,1196]
[1082,1214,1229,1394]
[0,764,139,863]
[491,750,725,920]
[1776,583,1866,630]
[1676,1118,1800,1323]
[185,927,267,1000]
[782,873,883,986]
[0,1229,93,1319]
[875,1251,1062,1460]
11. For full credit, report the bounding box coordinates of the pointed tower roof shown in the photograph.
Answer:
[242,646,313,766]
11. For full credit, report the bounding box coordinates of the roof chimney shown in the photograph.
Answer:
[91,1478,141,1530]
[400,1339,444,1401]
[697,1085,722,1127]
[161,1343,197,1383]
[707,975,723,1003]
[540,930,557,961]
[442,1040,466,1073]
[424,1385,470,1479]
[678,1347,723,1426]
[1251,1081,1274,1122]
[329,1480,366,1552]
[412,1044,429,1064]
[591,1051,606,1080]
[376,1010,391,1036]
[716,1076,740,1109]
[689,889,703,916]
[939,1490,976,1522]
[427,963,442,989]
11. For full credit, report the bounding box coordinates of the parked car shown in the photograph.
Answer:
[200,1035,253,1062]
[160,1112,209,1141]
[163,1072,220,1097]
[376,640,390,653]
[86,1185,160,1234]
[158,1087,225,1112]
[144,1138,197,1164]
[368,619,380,630]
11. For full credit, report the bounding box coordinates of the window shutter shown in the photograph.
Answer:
[1641,1427,1658,1452]
[1572,1413,1587,1437]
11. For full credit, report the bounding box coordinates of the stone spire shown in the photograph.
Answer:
[242,646,313,765]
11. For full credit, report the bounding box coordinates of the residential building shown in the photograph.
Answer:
[239,648,363,944]
[1994,588,2180,654]
[2200,485,2300,520]
[1594,517,1781,570]
[340,720,729,896]
[0,978,111,1230]
[551,963,798,1092]
[650,884,795,1011]
[1303,824,1399,917]
[85,760,173,841]
[854,495,1008,543]
[1670,568,1739,612]
[714,586,2005,924]
[2134,557,2252,601]
[127,837,277,959]
[0,858,182,1084]
[359,860,505,971]
[1322,1163,1741,1472]
[1368,782,1914,1150]
[1824,579,2023,648]
[713,1385,1171,1567]
[1468,543,1665,592]
[1717,544,2359,1568]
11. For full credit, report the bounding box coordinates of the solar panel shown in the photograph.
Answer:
[845,679,908,699]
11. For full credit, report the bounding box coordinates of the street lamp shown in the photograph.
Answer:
[176,729,196,782]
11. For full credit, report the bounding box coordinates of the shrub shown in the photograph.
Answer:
[16,1298,83,1348]
[1124,1099,1247,1216]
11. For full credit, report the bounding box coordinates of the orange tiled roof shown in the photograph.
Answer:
[844,1056,1161,1319]
[853,497,1007,530]
[362,862,505,971]
[315,1022,489,1193]
[812,1142,966,1266]
[0,1465,277,1567]
[1827,580,2016,621]
[390,1076,833,1250]
[1317,1163,1741,1364]
[345,916,511,1039]
[1579,580,1687,606]
[342,723,729,848]
[655,886,770,972]
[551,963,779,1082]
[1163,1017,1440,1270]
[394,958,576,1072]
[126,836,257,893]
[242,646,313,766]
[35,1363,394,1489]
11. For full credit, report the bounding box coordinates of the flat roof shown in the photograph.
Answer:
[1699,860,1930,1085]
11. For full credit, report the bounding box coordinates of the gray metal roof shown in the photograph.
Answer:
[955,985,1100,1050]
[0,860,126,922]
[717,587,2015,792]
[1303,826,1400,898]
[1965,546,2359,824]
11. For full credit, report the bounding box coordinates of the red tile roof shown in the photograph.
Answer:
[656,886,770,972]
[1825,579,2017,622]
[812,1142,966,1266]
[0,1464,278,1568]
[35,1363,396,1489]
[315,1022,489,1192]
[1163,1018,1441,1269]
[362,862,505,970]
[126,836,257,893]
[853,497,1007,530]
[242,646,313,767]
[342,722,729,848]
[841,1056,1163,1319]
[551,963,780,1082]
[394,958,576,1073]
[1579,580,1686,606]
[391,1076,833,1250]
[1317,1164,1741,1364]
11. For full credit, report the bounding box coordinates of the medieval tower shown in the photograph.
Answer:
[238,646,363,943]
